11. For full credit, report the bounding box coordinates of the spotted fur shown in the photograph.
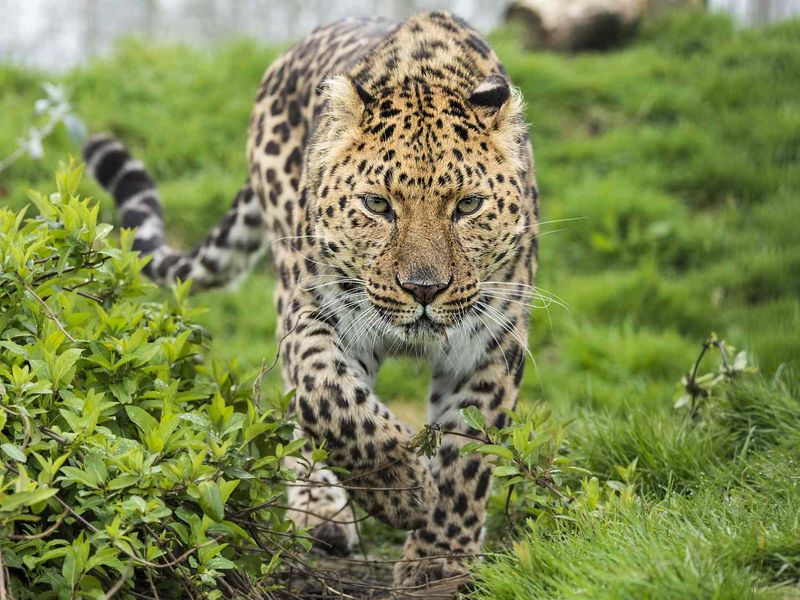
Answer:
[85,11,539,589]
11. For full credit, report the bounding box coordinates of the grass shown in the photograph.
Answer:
[1,8,799,597]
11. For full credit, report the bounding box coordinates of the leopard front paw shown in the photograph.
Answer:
[285,494,357,556]
[393,556,471,597]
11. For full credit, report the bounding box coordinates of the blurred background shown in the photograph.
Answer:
[0,0,798,427]
[1,0,799,71]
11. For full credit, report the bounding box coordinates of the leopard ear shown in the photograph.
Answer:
[468,74,511,113]
[469,74,527,173]
[322,75,375,125]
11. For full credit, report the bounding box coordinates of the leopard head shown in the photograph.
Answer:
[308,73,535,340]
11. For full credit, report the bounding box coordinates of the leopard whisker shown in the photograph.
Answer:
[475,300,538,382]
[298,278,366,293]
[518,215,588,230]
[472,309,511,374]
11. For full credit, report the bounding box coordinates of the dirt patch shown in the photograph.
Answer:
[271,553,467,599]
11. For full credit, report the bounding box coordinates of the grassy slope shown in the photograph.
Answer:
[1,9,799,597]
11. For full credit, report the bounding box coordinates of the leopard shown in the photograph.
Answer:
[83,10,540,590]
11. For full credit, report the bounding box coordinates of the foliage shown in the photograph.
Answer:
[457,405,638,528]
[0,164,303,598]
[674,333,757,417]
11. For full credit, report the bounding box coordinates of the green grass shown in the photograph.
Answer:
[1,8,799,597]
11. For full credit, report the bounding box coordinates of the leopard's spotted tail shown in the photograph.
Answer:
[83,134,267,289]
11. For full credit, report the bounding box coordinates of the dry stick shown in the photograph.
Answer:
[252,305,321,403]
[244,526,329,598]
[31,255,112,285]
[103,565,133,599]
[336,456,404,485]
[279,480,424,493]
[274,503,370,525]
[217,576,240,600]
[347,498,369,567]
[226,571,266,600]
[229,517,335,548]
[21,280,77,343]
[127,590,158,600]
[0,549,7,600]
[306,552,486,566]
[145,569,160,600]
[63,285,104,304]
[8,507,68,541]
[230,496,279,517]
[142,524,197,600]
[40,426,67,444]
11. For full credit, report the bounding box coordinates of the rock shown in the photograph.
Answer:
[505,0,703,51]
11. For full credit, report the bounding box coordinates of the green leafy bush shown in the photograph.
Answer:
[0,164,302,598]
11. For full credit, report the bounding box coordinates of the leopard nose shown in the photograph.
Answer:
[398,276,451,305]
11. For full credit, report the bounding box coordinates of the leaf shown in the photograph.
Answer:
[198,480,225,522]
[493,465,520,477]
[459,441,484,455]
[1,487,58,512]
[674,393,692,409]
[2,443,27,463]
[473,444,514,461]
[107,474,140,490]
[460,406,486,432]
[60,466,99,489]
[125,405,158,436]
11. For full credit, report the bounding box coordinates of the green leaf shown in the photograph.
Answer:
[2,442,27,463]
[460,406,486,432]
[107,474,140,490]
[473,444,514,461]
[0,487,58,512]
[198,480,225,522]
[125,405,159,436]
[60,466,99,489]
[493,465,520,477]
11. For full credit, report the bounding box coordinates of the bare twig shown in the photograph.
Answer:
[9,507,69,541]
[103,565,132,599]
[0,548,7,600]
[145,568,160,600]
[20,280,77,343]
[40,427,67,444]
[272,503,370,525]
[278,479,424,493]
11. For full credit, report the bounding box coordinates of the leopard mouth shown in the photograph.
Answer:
[404,313,447,335]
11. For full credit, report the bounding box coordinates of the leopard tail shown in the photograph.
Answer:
[82,133,266,289]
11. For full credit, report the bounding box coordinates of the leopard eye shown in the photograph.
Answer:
[454,195,484,218]
[362,195,392,216]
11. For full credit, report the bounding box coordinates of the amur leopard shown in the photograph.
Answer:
[84,11,539,589]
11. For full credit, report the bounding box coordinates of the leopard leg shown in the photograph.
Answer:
[279,297,438,532]
[394,327,525,588]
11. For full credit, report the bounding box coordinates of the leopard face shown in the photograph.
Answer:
[309,74,530,340]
